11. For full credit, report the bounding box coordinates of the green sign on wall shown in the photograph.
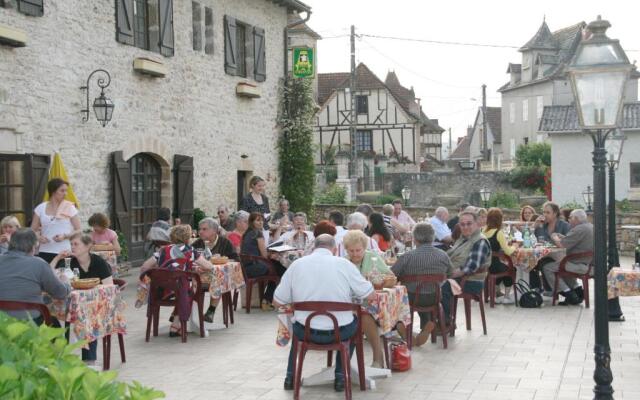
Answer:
[292,47,315,78]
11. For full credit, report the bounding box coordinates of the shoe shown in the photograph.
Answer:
[169,315,175,323]
[542,291,553,298]
[334,379,345,392]
[370,360,384,369]
[204,306,216,323]
[261,301,275,311]
[414,321,436,347]
[558,290,581,305]
[573,286,584,302]
[501,293,515,305]
[609,315,626,322]
[283,377,293,391]
[494,296,503,305]
[496,289,505,297]
[169,330,181,337]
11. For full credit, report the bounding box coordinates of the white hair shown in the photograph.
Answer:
[435,207,448,219]
[346,212,368,230]
[571,209,588,223]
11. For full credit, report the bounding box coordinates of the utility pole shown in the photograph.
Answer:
[350,25,357,178]
[482,84,488,162]
[448,127,452,160]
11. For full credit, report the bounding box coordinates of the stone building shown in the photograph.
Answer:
[467,107,502,170]
[0,0,311,263]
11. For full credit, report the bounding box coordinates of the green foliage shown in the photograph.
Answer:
[192,208,206,230]
[560,200,584,210]
[616,198,637,212]
[508,166,549,192]
[323,145,337,166]
[374,194,398,205]
[116,230,128,261]
[278,78,316,216]
[515,142,551,167]
[0,312,164,400]
[488,192,519,209]
[314,184,346,204]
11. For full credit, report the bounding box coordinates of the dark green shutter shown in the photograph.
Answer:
[18,0,43,16]
[224,15,237,75]
[158,0,174,57]
[173,155,194,226]
[253,27,266,82]
[25,154,50,223]
[111,151,131,252]
[115,0,135,46]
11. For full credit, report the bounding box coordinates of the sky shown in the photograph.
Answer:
[302,0,640,156]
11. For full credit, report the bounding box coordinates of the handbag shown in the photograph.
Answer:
[390,341,412,372]
[514,279,543,308]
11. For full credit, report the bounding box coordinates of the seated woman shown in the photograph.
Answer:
[88,213,121,255]
[228,211,250,255]
[343,230,398,369]
[241,212,286,311]
[50,233,113,365]
[368,212,392,252]
[482,208,518,304]
[0,215,20,255]
[531,201,570,291]
[140,225,214,336]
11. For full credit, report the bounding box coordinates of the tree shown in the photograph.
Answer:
[509,142,551,195]
[277,78,316,215]
[515,142,551,167]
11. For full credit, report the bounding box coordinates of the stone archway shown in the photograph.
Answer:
[122,136,172,210]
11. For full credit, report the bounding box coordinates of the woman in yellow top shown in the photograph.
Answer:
[483,208,518,304]
[343,230,398,369]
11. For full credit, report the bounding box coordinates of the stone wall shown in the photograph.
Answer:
[0,0,288,219]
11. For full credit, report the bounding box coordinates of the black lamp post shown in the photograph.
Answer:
[479,187,492,208]
[401,186,411,206]
[567,15,632,400]
[81,69,114,127]
[582,186,594,212]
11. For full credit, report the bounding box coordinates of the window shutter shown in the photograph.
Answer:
[158,0,174,57]
[115,0,135,46]
[25,154,50,223]
[111,151,131,250]
[224,15,238,76]
[17,0,43,16]
[173,155,194,226]
[253,27,266,82]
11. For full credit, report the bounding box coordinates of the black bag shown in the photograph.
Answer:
[514,279,543,308]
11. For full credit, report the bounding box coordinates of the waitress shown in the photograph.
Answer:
[31,178,81,267]
[240,176,271,225]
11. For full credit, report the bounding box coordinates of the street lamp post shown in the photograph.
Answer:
[401,186,411,207]
[479,187,492,208]
[567,15,633,400]
[582,186,594,212]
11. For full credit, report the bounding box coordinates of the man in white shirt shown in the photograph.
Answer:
[392,200,415,231]
[278,212,314,246]
[329,211,348,243]
[429,207,454,249]
[274,234,375,392]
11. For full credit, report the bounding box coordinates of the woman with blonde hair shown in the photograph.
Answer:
[0,215,20,255]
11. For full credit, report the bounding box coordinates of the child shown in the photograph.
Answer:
[88,213,121,255]
[0,215,21,255]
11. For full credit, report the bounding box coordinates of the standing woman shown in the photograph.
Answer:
[31,178,81,266]
[240,176,271,223]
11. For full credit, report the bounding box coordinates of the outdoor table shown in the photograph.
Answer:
[273,249,304,268]
[275,285,411,389]
[46,284,127,344]
[511,246,566,285]
[607,267,640,299]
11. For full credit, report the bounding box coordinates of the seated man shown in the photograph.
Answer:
[543,209,593,305]
[191,217,238,322]
[430,207,454,250]
[278,212,314,249]
[216,205,235,235]
[382,204,408,241]
[391,199,415,233]
[273,234,375,392]
[335,212,380,256]
[0,228,71,325]
[441,211,491,322]
[391,223,453,345]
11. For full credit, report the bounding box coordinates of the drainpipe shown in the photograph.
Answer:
[283,10,312,79]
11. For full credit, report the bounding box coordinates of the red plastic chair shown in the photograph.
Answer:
[238,254,281,313]
[142,269,205,343]
[552,251,593,307]
[484,253,518,308]
[451,268,488,336]
[289,302,366,400]
[102,279,127,370]
[0,300,52,326]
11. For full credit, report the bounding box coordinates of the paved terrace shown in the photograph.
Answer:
[110,258,640,400]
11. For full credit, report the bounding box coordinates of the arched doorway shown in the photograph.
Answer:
[128,153,162,261]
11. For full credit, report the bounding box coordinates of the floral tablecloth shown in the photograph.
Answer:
[274,249,304,268]
[46,284,126,344]
[512,247,565,272]
[607,268,640,299]
[276,285,411,347]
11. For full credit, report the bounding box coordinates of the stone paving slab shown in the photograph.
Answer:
[103,259,640,400]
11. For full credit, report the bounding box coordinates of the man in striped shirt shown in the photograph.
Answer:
[391,223,453,346]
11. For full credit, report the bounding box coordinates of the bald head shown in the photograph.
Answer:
[314,234,336,251]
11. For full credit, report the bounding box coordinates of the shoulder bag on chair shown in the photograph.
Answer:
[514,279,543,308]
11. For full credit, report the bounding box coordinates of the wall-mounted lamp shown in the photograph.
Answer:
[80,69,114,127]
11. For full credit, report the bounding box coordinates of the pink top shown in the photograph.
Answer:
[92,228,118,244]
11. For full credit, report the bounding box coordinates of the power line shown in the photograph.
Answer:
[360,33,519,49]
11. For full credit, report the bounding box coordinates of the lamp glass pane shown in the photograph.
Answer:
[93,97,107,122]
[574,43,625,66]
[605,134,624,164]
[574,70,627,127]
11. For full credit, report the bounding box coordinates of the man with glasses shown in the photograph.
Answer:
[440,211,491,323]
[217,205,235,234]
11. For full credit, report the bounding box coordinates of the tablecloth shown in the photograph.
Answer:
[512,247,565,272]
[607,268,640,299]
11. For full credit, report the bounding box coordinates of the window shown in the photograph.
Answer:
[204,7,213,55]
[509,103,516,123]
[115,0,174,57]
[0,0,44,17]
[191,2,202,51]
[356,95,368,115]
[536,96,544,119]
[522,99,529,122]
[631,163,640,188]
[355,130,373,152]
[224,16,266,82]
[0,154,49,227]
[524,137,529,145]
[510,139,516,158]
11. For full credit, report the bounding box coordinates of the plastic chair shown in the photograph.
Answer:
[289,301,366,400]
[552,251,594,307]
[238,254,281,313]
[451,268,488,336]
[102,279,127,370]
[484,253,518,308]
[0,300,52,326]
[142,269,204,343]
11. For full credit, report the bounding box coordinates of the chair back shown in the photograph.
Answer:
[141,268,202,321]
[0,300,52,326]
[239,253,276,279]
[292,301,361,344]
[497,252,515,271]
[560,251,594,272]
[399,274,446,305]
[113,278,127,291]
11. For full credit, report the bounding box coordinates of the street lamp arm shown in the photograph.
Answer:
[80,69,111,123]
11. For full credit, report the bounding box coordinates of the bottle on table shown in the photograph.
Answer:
[523,225,532,249]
